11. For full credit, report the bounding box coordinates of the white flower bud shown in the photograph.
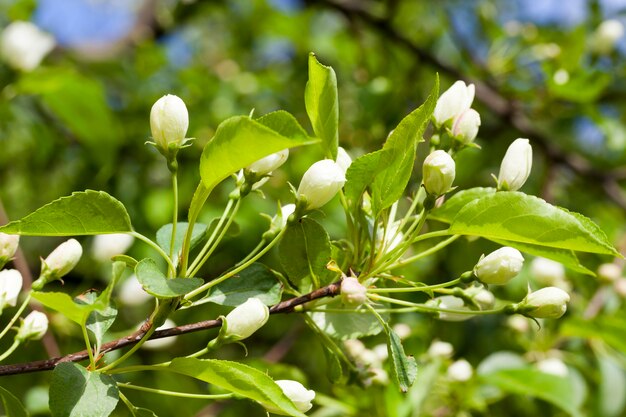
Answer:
[447,359,473,382]
[336,147,352,174]
[427,340,454,358]
[142,319,177,350]
[376,222,404,254]
[0,269,23,311]
[451,108,481,144]
[118,275,152,306]
[263,380,315,415]
[372,344,389,362]
[614,278,626,297]
[247,149,289,176]
[392,323,411,340]
[433,81,475,127]
[341,277,367,306]
[43,239,83,279]
[497,138,533,191]
[16,311,48,342]
[531,257,566,286]
[344,339,366,358]
[150,94,189,150]
[474,247,524,285]
[223,297,269,341]
[297,159,346,210]
[597,263,622,283]
[428,295,474,321]
[423,150,455,196]
[591,19,624,55]
[0,21,55,72]
[91,233,134,262]
[473,289,496,309]
[519,287,570,319]
[0,233,19,264]
[536,358,569,377]
[507,315,530,333]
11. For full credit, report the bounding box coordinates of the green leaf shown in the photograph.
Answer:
[167,358,308,417]
[0,385,28,417]
[429,187,496,223]
[449,191,618,255]
[199,115,317,190]
[279,218,334,291]
[309,299,386,340]
[387,329,417,393]
[305,53,339,159]
[562,316,626,353]
[32,292,97,325]
[0,191,132,236]
[205,263,282,306]
[256,110,309,140]
[156,222,208,257]
[135,259,203,299]
[75,292,117,349]
[49,363,119,417]
[344,149,387,207]
[370,76,439,215]
[598,353,626,417]
[480,368,582,417]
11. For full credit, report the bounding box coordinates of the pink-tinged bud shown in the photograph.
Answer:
[0,269,22,311]
[423,150,455,196]
[150,94,189,150]
[433,81,475,127]
[16,311,48,342]
[474,247,524,285]
[451,108,481,144]
[297,160,346,210]
[497,138,533,191]
[0,21,55,72]
[518,287,570,319]
[223,298,269,341]
[340,277,367,306]
[262,380,315,415]
[247,149,289,176]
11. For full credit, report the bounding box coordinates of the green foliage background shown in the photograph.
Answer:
[1,0,626,416]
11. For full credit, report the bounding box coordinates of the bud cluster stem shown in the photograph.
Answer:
[0,292,32,342]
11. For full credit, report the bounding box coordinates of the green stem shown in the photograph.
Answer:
[189,198,241,277]
[106,364,168,375]
[368,277,462,293]
[119,392,136,416]
[368,293,504,316]
[0,293,31,342]
[388,234,460,270]
[180,183,212,277]
[234,240,265,268]
[131,232,176,276]
[184,227,287,301]
[168,169,179,270]
[99,322,159,372]
[118,382,234,400]
[363,303,390,335]
[81,324,95,368]
[0,340,20,362]
[411,229,453,243]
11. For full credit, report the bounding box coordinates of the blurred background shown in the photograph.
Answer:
[2,0,626,416]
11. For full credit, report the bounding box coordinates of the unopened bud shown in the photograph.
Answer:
[451,108,481,144]
[536,357,568,377]
[531,257,566,286]
[428,295,474,321]
[423,150,455,196]
[297,159,346,210]
[16,311,48,342]
[247,149,289,176]
[497,138,533,191]
[150,94,189,152]
[427,340,454,358]
[223,298,269,341]
[507,315,530,333]
[597,263,622,283]
[336,147,352,174]
[0,233,19,269]
[341,277,367,306]
[34,239,82,290]
[118,275,152,306]
[517,287,570,319]
[91,233,134,262]
[591,19,624,55]
[433,81,475,128]
[447,359,473,382]
[0,269,23,312]
[262,380,315,415]
[0,21,55,72]
[474,247,524,285]
[614,278,626,297]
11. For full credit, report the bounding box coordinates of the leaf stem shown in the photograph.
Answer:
[168,168,179,272]
[130,232,176,276]
[99,324,157,372]
[118,382,234,400]
[0,340,20,362]
[368,277,462,293]
[0,292,31,342]
[81,324,95,368]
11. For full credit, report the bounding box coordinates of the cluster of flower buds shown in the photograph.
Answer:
[262,380,315,415]
[344,339,390,386]
[0,233,20,269]
[433,81,481,144]
[221,297,269,342]
[0,21,55,72]
[497,138,533,191]
[32,239,83,290]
